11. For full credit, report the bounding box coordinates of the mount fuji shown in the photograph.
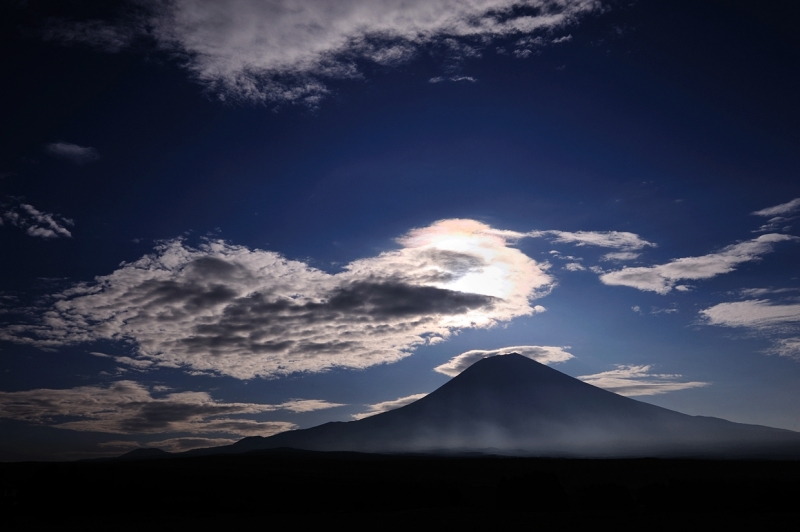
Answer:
[189,354,800,458]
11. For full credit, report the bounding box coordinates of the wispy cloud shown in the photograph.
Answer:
[351,393,428,420]
[46,0,601,105]
[434,345,573,377]
[1,200,73,239]
[752,198,800,217]
[599,234,798,294]
[527,230,655,250]
[700,299,800,330]
[751,198,800,232]
[578,365,709,396]
[45,142,100,164]
[739,287,800,298]
[0,380,343,436]
[601,251,640,262]
[767,338,800,360]
[428,75,478,83]
[701,299,800,361]
[0,219,554,379]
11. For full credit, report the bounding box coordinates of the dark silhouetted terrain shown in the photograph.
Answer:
[3,452,800,527]
[192,354,800,458]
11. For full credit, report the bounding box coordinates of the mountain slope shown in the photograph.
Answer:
[203,354,800,457]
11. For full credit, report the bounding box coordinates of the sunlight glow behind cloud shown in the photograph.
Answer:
[1,219,553,379]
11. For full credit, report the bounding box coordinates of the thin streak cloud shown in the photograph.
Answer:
[45,142,100,164]
[700,300,800,330]
[752,198,800,217]
[599,234,798,294]
[527,230,655,250]
[352,393,429,420]
[578,365,709,396]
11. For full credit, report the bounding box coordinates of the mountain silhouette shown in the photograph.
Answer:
[195,354,800,458]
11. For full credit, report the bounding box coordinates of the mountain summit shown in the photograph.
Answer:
[217,354,800,457]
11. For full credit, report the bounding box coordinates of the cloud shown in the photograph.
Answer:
[701,299,800,362]
[100,437,237,452]
[767,338,800,360]
[91,351,154,370]
[46,0,601,105]
[0,380,341,436]
[578,365,709,396]
[739,287,800,298]
[699,300,800,330]
[563,262,585,271]
[45,142,100,164]
[1,200,73,239]
[552,34,572,43]
[433,345,573,377]
[428,75,477,83]
[752,198,800,217]
[0,219,554,379]
[527,230,655,250]
[601,251,640,262]
[751,199,800,232]
[351,393,428,420]
[599,234,798,294]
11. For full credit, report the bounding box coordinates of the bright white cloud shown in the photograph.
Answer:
[47,0,601,105]
[45,142,100,164]
[701,300,800,362]
[433,345,573,377]
[599,234,798,294]
[700,300,800,330]
[527,230,655,250]
[0,380,342,436]
[752,198,800,217]
[1,201,73,239]
[0,219,554,379]
[351,393,428,420]
[563,262,585,271]
[578,365,709,396]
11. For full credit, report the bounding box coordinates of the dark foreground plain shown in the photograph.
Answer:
[3,450,800,528]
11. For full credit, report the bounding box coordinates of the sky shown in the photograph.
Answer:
[1,0,799,461]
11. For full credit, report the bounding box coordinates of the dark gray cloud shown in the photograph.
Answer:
[45,142,100,164]
[1,200,73,239]
[0,220,553,378]
[0,380,341,436]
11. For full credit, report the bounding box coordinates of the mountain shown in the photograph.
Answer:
[195,354,800,458]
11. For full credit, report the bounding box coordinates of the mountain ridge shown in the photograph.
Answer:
[181,354,800,458]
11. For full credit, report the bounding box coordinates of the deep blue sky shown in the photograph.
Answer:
[1,0,799,460]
